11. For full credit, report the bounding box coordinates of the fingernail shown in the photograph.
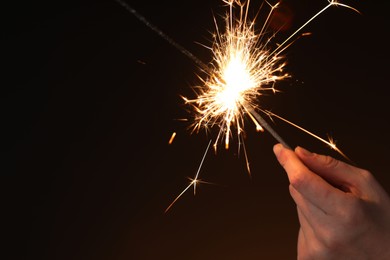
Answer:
[297,146,313,157]
[273,143,283,157]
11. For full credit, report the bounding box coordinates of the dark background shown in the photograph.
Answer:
[3,0,389,259]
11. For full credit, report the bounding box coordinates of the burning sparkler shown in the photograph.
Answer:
[114,0,358,212]
[170,0,357,211]
[183,0,357,156]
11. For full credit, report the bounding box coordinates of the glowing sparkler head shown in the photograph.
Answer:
[185,0,288,150]
[217,52,251,111]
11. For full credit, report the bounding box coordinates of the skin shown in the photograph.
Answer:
[273,143,390,260]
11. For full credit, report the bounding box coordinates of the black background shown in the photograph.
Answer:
[3,0,389,259]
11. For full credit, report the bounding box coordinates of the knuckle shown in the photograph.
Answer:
[290,170,307,190]
[322,155,340,169]
[313,200,365,250]
[317,230,347,256]
[322,240,343,256]
[359,169,373,181]
[341,197,365,227]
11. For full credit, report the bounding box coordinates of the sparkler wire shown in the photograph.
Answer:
[114,0,209,71]
[245,106,291,149]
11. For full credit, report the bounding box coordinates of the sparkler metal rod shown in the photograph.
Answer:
[114,0,209,72]
[246,106,292,150]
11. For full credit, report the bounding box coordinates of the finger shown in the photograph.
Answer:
[297,228,306,257]
[296,147,390,201]
[296,206,324,257]
[274,143,346,211]
[296,206,317,243]
[295,146,366,193]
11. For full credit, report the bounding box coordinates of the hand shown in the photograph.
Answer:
[273,144,390,260]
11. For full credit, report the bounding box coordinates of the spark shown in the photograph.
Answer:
[165,140,213,213]
[264,110,351,161]
[168,132,177,145]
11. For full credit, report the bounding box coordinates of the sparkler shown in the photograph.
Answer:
[114,0,358,212]
[183,0,357,155]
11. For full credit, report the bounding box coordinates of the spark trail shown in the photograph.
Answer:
[165,140,213,213]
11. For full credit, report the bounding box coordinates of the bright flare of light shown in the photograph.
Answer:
[184,0,288,151]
